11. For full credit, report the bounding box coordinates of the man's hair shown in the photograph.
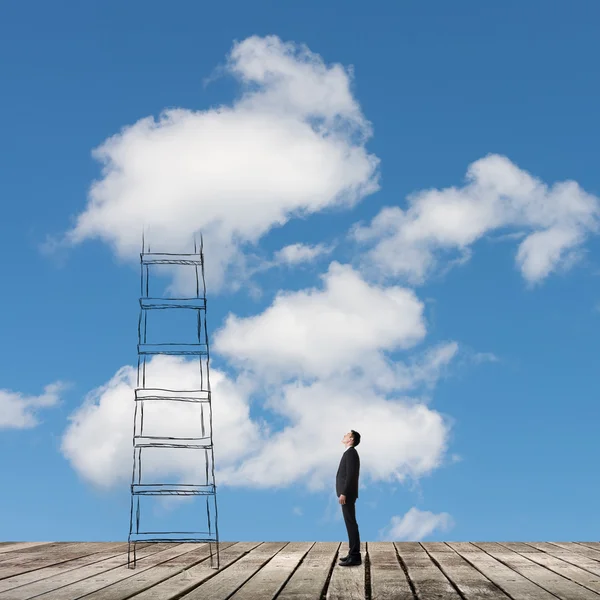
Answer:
[350,430,361,447]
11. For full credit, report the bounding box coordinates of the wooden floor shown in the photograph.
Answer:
[1,541,600,599]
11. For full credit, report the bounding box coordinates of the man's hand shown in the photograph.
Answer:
[339,494,346,505]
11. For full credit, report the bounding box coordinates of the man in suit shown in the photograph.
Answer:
[336,429,361,566]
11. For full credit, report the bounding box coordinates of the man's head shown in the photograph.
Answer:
[342,430,361,447]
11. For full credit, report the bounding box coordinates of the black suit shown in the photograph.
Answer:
[336,446,360,558]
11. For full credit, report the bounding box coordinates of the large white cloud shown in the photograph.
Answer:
[60,356,262,489]
[353,154,600,285]
[213,262,427,383]
[59,35,379,292]
[0,382,65,429]
[60,264,456,491]
[60,355,453,492]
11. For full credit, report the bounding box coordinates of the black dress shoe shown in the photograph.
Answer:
[339,555,350,562]
[339,557,362,566]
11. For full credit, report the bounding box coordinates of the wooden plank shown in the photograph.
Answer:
[549,543,600,561]
[0,543,55,556]
[117,542,263,600]
[275,542,340,600]
[495,542,543,553]
[227,542,313,599]
[176,542,289,600]
[422,544,512,599]
[366,542,412,600]
[395,542,461,599]
[395,542,423,553]
[496,542,600,595]
[0,543,181,600]
[0,543,74,565]
[0,542,133,579]
[326,543,365,600]
[421,542,454,552]
[578,543,600,551]
[526,542,600,572]
[77,542,237,600]
[441,542,480,552]
[528,543,600,583]
[0,543,130,594]
[471,542,600,600]
[447,542,558,600]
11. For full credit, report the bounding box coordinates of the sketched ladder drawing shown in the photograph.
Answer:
[127,234,220,569]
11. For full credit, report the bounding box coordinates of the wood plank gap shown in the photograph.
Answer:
[419,543,469,600]
[177,542,289,600]
[0,543,131,594]
[0,544,54,556]
[268,542,316,600]
[576,543,600,551]
[470,542,595,600]
[75,542,238,600]
[548,543,600,562]
[448,543,560,600]
[425,545,514,600]
[123,542,264,600]
[522,543,600,579]
[364,543,371,600]
[0,543,181,600]
[392,545,418,600]
[0,542,137,581]
[225,542,293,600]
[495,542,600,596]
[318,544,339,600]
[273,542,340,600]
[470,543,564,597]
[228,542,313,600]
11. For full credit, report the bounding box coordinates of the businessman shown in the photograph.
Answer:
[336,430,361,566]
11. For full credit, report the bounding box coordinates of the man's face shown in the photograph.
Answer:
[342,431,353,445]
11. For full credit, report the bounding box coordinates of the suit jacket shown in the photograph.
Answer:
[336,446,360,500]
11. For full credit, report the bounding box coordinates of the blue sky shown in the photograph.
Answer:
[1,0,599,545]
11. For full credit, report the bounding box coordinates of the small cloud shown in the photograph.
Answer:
[292,506,303,516]
[274,243,333,266]
[471,352,499,364]
[379,507,453,541]
[0,382,69,429]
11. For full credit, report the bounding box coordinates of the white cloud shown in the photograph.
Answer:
[60,356,452,491]
[379,507,453,541]
[60,356,262,489]
[0,382,65,429]
[213,262,427,382]
[225,378,451,490]
[57,35,379,293]
[471,351,499,364]
[61,263,456,492]
[353,154,600,285]
[274,242,332,266]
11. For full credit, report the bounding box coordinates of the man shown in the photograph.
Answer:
[336,430,361,566]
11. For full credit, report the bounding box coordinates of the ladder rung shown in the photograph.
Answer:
[138,343,208,356]
[134,435,211,449]
[141,253,202,265]
[140,297,206,310]
[135,388,210,403]
[131,484,216,496]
